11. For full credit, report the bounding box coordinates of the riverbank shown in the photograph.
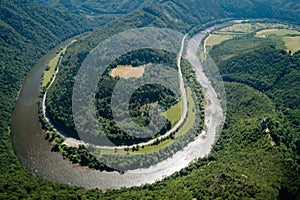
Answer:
[42,35,189,150]
[40,32,206,171]
[12,20,232,189]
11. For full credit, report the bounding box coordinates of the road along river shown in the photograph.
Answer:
[60,34,189,149]
[42,33,189,150]
[11,21,239,189]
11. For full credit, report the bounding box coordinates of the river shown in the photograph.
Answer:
[11,21,238,189]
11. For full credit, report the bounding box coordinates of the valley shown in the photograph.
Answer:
[11,21,227,188]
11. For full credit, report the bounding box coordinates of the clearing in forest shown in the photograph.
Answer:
[204,23,256,51]
[283,36,300,54]
[256,29,300,54]
[163,99,183,126]
[42,39,76,87]
[205,23,288,53]
[110,65,145,79]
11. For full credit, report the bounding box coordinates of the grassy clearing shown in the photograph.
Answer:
[42,50,63,87]
[110,65,145,79]
[220,23,255,33]
[98,148,128,156]
[132,139,173,154]
[99,87,197,155]
[222,22,287,33]
[163,99,183,126]
[42,39,76,87]
[283,36,300,54]
[174,87,196,138]
[256,28,279,37]
[256,29,300,54]
[205,34,234,49]
[205,23,289,52]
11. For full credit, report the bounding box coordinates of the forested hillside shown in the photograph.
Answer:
[0,0,90,114]
[35,0,152,14]
[209,33,300,198]
[34,0,153,26]
[36,0,300,31]
[0,0,90,149]
[210,36,300,160]
[1,0,300,199]
[0,0,91,198]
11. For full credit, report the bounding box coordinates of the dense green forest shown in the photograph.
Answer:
[35,0,300,30]
[46,55,205,171]
[34,0,152,15]
[211,36,300,150]
[0,0,89,155]
[1,0,300,199]
[47,49,180,145]
[0,0,91,139]
[0,0,93,199]
[33,0,150,26]
[95,54,178,144]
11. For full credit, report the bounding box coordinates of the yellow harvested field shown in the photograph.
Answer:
[111,65,145,79]
[256,29,279,38]
[283,36,300,54]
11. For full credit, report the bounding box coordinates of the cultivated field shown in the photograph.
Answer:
[110,65,145,79]
[205,34,234,49]
[205,22,288,52]
[256,29,300,54]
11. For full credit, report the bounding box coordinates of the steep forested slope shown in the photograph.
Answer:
[209,35,300,198]
[36,0,300,31]
[34,0,154,26]
[0,0,90,140]
[215,0,300,22]
[154,0,300,29]
[0,0,91,199]
[0,0,89,108]
[35,0,152,14]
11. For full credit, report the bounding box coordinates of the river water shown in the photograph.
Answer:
[11,21,237,189]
